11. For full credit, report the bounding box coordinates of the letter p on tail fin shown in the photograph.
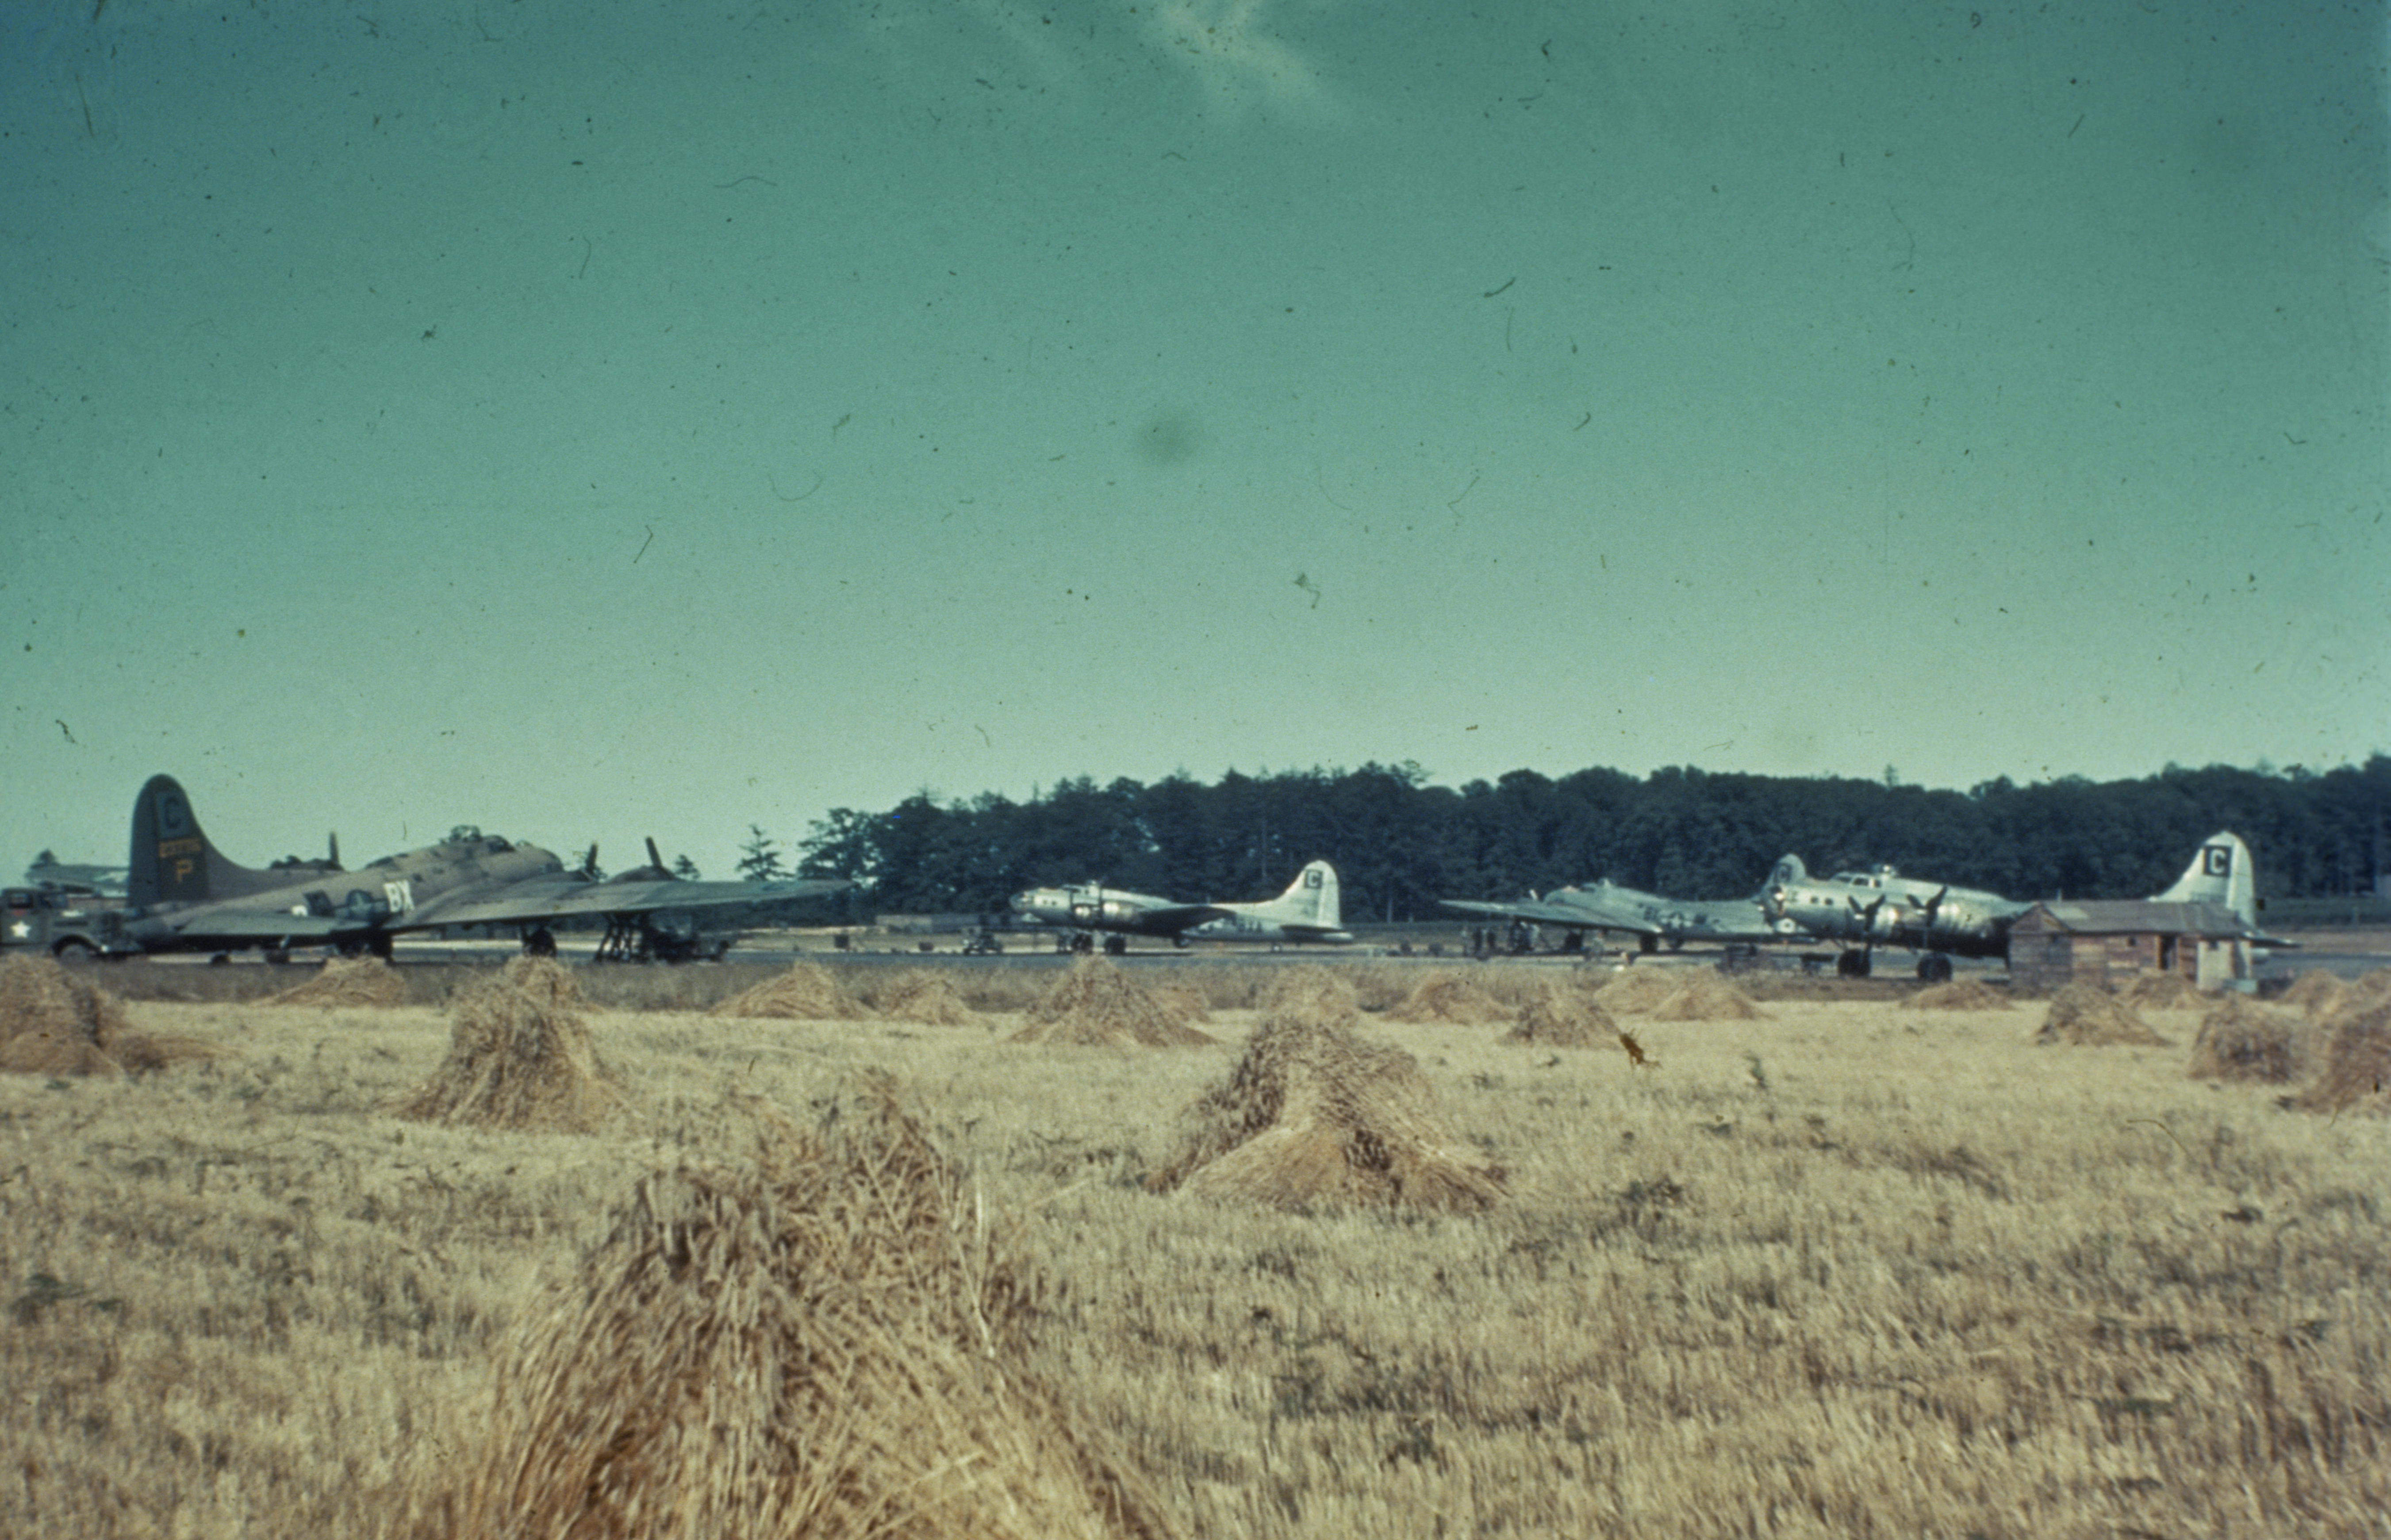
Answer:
[128,774,287,906]
[2153,832,2257,929]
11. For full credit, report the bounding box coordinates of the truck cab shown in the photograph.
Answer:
[1,887,135,961]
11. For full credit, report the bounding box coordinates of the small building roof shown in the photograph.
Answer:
[2011,900,2254,939]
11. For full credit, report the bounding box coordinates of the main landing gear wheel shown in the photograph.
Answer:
[525,927,558,958]
[1836,950,1873,979]
[1916,953,1953,983]
[1103,934,1128,956]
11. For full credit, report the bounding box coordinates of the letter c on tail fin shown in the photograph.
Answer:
[128,775,286,906]
[1277,860,1340,928]
[2152,831,2257,929]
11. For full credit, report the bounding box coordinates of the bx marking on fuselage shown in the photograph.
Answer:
[102,774,846,963]
[1013,860,1354,953]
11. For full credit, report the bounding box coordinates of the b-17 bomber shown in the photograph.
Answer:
[1758,830,2284,980]
[1013,860,1353,952]
[1441,878,1792,955]
[92,775,848,963]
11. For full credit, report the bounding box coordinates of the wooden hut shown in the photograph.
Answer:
[2006,901,2258,994]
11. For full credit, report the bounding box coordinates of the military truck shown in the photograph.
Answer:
[0,887,137,961]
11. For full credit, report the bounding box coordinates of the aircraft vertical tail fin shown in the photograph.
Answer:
[2152,832,2257,929]
[128,775,290,906]
[1267,860,1341,929]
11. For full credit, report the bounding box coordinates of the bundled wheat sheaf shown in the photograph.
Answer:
[2289,994,2391,1116]
[1382,970,1512,1025]
[2033,983,2169,1047]
[1009,957,1213,1047]
[395,956,626,1131]
[1150,1004,1507,1212]
[1590,965,1681,1016]
[1504,977,1618,1046]
[0,954,211,1076]
[1257,964,1360,1019]
[2187,993,2314,1084]
[391,1079,1179,1540]
[1910,979,2012,1011]
[1643,972,1768,1022]
[2280,968,2350,1019]
[265,955,409,1008]
[710,962,871,1021]
[2122,970,2204,1009]
[872,969,979,1025]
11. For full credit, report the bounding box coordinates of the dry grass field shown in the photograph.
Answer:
[3,957,2386,1538]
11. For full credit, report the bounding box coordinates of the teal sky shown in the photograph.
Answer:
[4,0,2385,881]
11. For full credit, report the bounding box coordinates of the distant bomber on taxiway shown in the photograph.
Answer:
[1013,860,1354,953]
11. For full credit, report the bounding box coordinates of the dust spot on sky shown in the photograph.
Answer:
[1135,410,1207,467]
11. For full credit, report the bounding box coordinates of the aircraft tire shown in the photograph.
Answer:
[1836,950,1870,979]
[525,928,558,958]
[1917,953,1953,983]
[1103,934,1127,956]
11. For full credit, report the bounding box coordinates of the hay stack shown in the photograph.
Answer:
[1592,966,1681,1016]
[1009,958,1213,1047]
[2123,970,2203,1009]
[710,962,871,1021]
[1150,980,1214,1027]
[1258,965,1359,1019]
[1150,1006,1506,1212]
[1911,979,2011,1011]
[875,969,978,1026]
[0,953,131,1075]
[396,956,626,1131]
[1644,973,1768,1022]
[1382,970,1512,1025]
[2033,984,2169,1047]
[1504,978,1618,1047]
[2188,994,2314,1084]
[2280,970,2349,1019]
[266,956,408,1008]
[2288,995,2391,1116]
[0,954,211,1076]
[396,1081,1178,1540]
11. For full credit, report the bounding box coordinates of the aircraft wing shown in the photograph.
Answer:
[146,909,351,942]
[1131,903,1238,934]
[1441,897,1663,937]
[394,876,851,932]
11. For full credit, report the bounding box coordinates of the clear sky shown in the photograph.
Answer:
[4,0,2385,881]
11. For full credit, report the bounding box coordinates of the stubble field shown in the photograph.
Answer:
[3,959,2385,1538]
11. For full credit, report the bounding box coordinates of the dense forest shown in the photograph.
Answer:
[756,757,2391,923]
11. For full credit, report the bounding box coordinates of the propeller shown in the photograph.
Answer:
[613,838,675,883]
[579,843,603,880]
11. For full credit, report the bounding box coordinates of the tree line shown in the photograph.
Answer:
[732,757,2390,922]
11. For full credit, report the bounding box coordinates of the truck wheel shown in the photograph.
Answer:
[52,940,96,964]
